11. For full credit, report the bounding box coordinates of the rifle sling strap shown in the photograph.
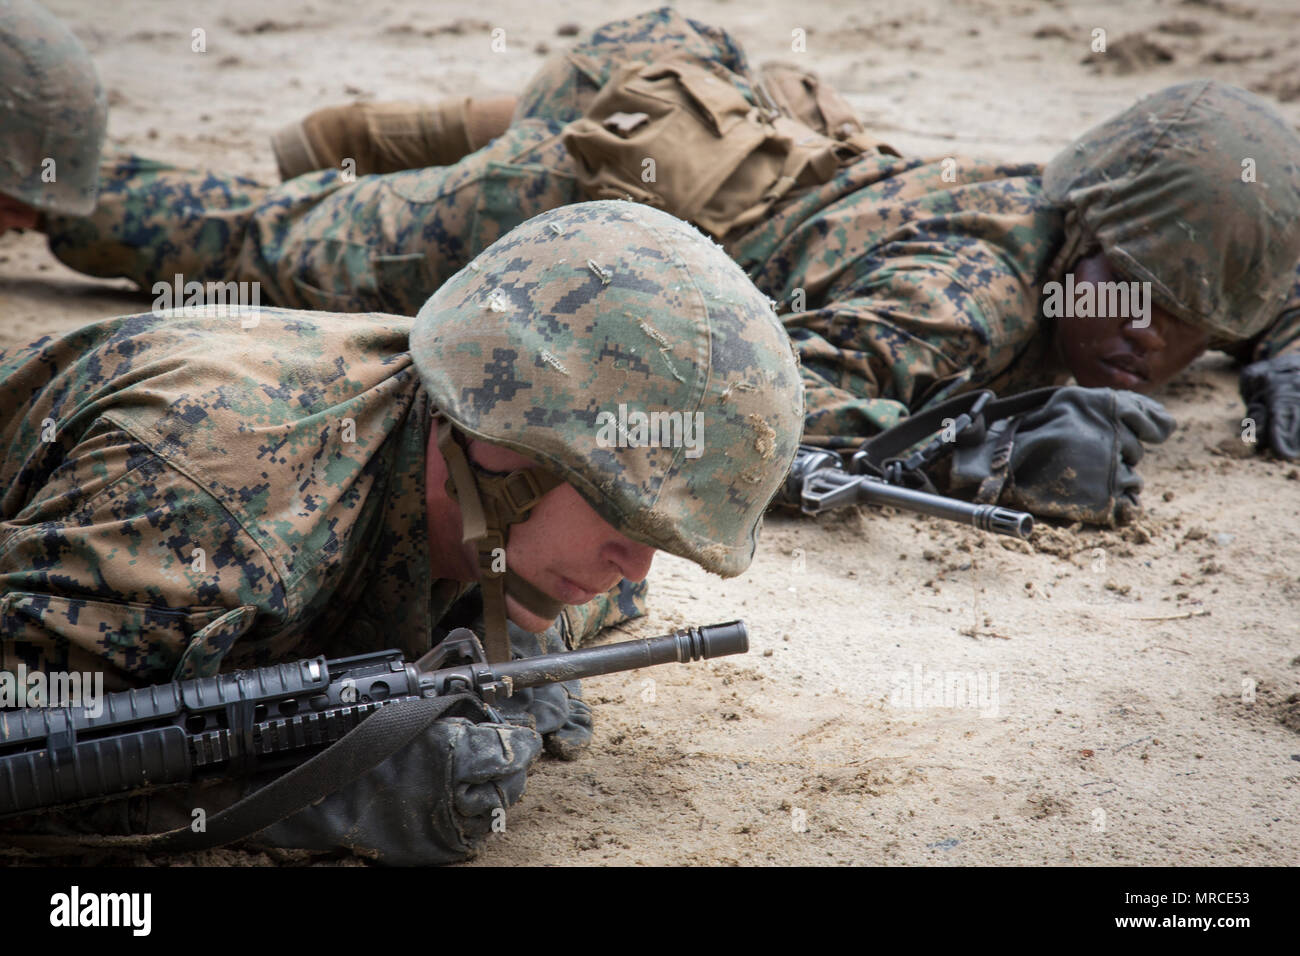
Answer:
[4,692,479,855]
[854,386,1061,480]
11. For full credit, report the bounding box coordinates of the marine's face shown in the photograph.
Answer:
[426,434,656,633]
[1055,253,1210,393]
[0,192,38,235]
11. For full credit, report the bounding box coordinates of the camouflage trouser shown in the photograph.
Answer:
[43,6,752,317]
[46,122,584,317]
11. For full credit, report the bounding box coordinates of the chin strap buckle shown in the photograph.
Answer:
[480,468,556,524]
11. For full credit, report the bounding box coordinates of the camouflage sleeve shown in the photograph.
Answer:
[1250,261,1300,360]
[794,322,913,445]
[0,419,284,692]
[791,258,1035,448]
[559,577,648,648]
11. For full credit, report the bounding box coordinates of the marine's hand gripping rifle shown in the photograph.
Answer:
[0,622,748,819]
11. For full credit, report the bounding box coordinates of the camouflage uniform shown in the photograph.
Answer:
[42,7,1300,450]
[41,7,744,317]
[0,307,475,691]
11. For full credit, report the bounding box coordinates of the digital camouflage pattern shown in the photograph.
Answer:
[41,5,747,315]
[734,151,1064,445]
[413,201,805,577]
[511,5,756,127]
[0,0,107,214]
[0,309,442,690]
[0,305,649,690]
[41,6,1300,450]
[45,126,581,316]
[1041,81,1300,343]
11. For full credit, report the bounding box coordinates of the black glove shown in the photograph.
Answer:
[1241,353,1300,460]
[247,711,542,865]
[951,387,1176,526]
[1,700,543,866]
[495,620,593,760]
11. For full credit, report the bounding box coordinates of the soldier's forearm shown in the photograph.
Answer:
[1250,308,1300,363]
[798,364,910,449]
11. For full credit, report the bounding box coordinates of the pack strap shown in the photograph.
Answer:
[853,387,1061,488]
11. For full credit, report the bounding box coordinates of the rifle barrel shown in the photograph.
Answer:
[0,623,752,818]
[493,622,749,689]
[856,477,1033,538]
[801,468,1032,538]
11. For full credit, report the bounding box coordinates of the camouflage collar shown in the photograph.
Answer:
[349,386,446,660]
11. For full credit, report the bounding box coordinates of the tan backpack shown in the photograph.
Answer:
[561,55,888,238]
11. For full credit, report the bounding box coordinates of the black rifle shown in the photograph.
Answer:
[0,622,747,819]
[780,390,1045,539]
[783,444,1034,538]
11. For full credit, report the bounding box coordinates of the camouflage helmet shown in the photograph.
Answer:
[1043,80,1300,341]
[412,200,805,580]
[0,0,108,215]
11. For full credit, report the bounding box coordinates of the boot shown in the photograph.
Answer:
[271,95,518,181]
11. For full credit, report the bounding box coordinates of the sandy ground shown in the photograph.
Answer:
[2,0,1298,866]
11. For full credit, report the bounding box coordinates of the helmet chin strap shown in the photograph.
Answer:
[436,420,566,662]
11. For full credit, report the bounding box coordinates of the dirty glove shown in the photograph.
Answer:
[247,711,543,865]
[495,620,593,760]
[0,703,543,866]
[951,386,1176,526]
[1240,353,1300,460]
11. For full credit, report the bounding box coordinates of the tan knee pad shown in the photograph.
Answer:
[271,102,379,180]
[368,95,517,168]
[273,96,519,181]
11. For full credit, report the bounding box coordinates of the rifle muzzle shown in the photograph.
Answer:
[980,505,1035,539]
[492,621,749,690]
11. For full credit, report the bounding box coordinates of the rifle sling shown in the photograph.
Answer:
[855,386,1061,478]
